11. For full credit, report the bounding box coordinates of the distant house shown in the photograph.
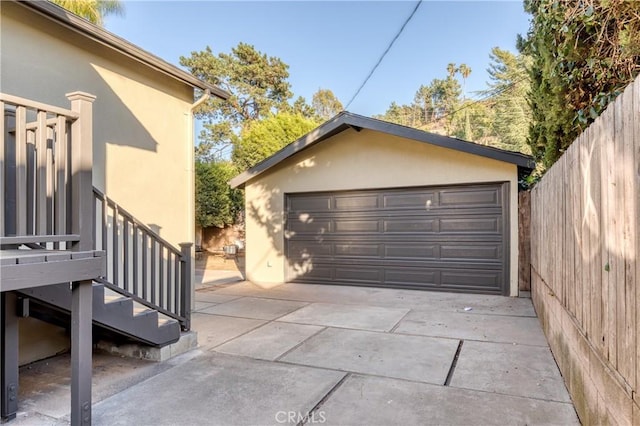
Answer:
[231,112,535,296]
[1,0,227,421]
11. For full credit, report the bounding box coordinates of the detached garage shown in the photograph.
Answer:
[230,112,534,296]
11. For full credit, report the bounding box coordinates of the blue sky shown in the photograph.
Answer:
[105,1,531,117]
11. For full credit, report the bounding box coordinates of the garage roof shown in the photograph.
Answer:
[229,111,536,188]
[15,0,229,100]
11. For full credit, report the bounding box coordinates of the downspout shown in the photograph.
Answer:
[191,88,211,112]
[188,89,210,310]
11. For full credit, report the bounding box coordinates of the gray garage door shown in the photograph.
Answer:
[284,183,509,295]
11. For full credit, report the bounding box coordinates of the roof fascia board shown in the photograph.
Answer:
[228,114,350,188]
[230,112,535,189]
[16,0,229,100]
[346,114,535,169]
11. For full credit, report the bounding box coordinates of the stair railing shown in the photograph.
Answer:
[93,188,192,330]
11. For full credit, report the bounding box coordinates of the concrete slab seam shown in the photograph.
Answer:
[298,373,351,426]
[444,340,464,386]
[274,327,329,362]
[206,319,270,351]
[390,328,548,347]
[270,302,312,321]
[389,308,413,333]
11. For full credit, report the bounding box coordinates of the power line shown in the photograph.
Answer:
[425,75,529,125]
[345,0,423,110]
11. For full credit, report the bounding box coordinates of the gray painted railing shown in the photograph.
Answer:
[2,92,98,425]
[1,93,83,247]
[93,188,192,330]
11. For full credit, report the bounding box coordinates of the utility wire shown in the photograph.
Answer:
[345,0,423,110]
[425,75,529,125]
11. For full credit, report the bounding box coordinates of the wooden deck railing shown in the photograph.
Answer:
[1,92,99,424]
[1,92,95,250]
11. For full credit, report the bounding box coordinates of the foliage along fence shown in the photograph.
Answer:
[530,76,639,424]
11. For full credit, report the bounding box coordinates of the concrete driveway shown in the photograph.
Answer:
[90,281,578,425]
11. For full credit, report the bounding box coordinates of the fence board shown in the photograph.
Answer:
[531,76,639,421]
[619,80,636,386]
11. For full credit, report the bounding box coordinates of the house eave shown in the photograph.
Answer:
[15,0,229,100]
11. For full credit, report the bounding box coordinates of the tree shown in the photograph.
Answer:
[484,48,532,154]
[519,0,640,168]
[458,63,472,99]
[312,89,344,120]
[447,63,458,78]
[195,161,242,228]
[232,112,319,171]
[180,43,293,160]
[51,0,124,26]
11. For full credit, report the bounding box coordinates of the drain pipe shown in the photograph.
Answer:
[191,88,211,112]
[187,88,210,311]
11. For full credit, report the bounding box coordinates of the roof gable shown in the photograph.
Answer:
[14,0,229,100]
[230,112,535,188]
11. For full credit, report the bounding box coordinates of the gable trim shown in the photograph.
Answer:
[230,112,535,188]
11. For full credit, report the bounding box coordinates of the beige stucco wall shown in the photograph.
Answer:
[2,3,197,361]
[1,2,195,248]
[244,128,520,296]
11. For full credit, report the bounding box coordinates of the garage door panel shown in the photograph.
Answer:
[335,243,380,257]
[441,270,502,288]
[440,244,502,261]
[288,194,331,212]
[439,216,501,233]
[288,258,502,271]
[334,194,379,210]
[295,268,332,282]
[335,267,382,282]
[384,244,437,259]
[334,219,380,233]
[287,218,331,234]
[382,192,437,209]
[439,187,501,208]
[285,184,508,295]
[383,218,436,232]
[385,269,439,285]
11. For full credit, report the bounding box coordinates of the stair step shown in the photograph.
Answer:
[21,282,181,346]
[104,294,128,304]
[133,306,154,317]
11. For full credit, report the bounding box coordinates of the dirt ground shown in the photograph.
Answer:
[195,251,244,272]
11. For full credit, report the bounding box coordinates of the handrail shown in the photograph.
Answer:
[93,188,181,257]
[1,235,80,245]
[0,92,79,120]
[93,187,192,330]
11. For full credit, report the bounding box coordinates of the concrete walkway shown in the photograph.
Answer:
[15,277,579,425]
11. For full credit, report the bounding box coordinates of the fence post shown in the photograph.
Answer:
[180,242,193,331]
[66,92,96,426]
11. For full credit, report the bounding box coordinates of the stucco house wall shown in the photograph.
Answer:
[244,128,520,296]
[1,2,195,248]
[1,2,205,364]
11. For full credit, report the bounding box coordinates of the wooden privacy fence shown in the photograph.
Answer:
[530,76,639,424]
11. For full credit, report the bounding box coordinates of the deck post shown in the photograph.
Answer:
[67,92,96,426]
[1,292,19,421]
[180,242,192,330]
[67,92,96,252]
[70,280,93,426]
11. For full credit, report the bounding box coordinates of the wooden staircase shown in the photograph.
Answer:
[19,282,180,347]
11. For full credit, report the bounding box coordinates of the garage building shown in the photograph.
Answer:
[230,112,534,296]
